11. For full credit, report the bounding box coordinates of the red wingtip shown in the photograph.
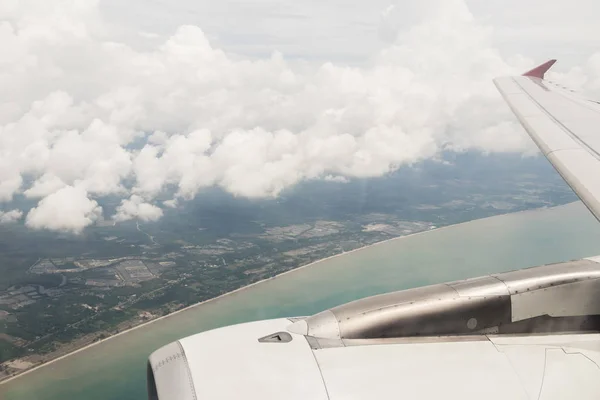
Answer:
[523,59,557,79]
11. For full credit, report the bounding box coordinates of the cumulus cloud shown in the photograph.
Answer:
[0,209,23,224]
[25,186,102,233]
[163,199,178,208]
[1,0,600,232]
[114,195,163,222]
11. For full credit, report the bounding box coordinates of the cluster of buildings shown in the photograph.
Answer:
[0,286,42,309]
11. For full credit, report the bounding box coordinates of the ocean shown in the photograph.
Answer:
[3,201,600,400]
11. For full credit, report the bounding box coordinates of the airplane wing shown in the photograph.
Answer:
[148,259,600,400]
[494,60,600,221]
[147,63,600,400]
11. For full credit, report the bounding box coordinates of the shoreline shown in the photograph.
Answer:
[0,203,575,386]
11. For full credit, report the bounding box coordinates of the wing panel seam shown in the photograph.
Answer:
[303,336,332,400]
[546,84,600,117]
[176,340,199,400]
[545,148,585,157]
[511,78,600,162]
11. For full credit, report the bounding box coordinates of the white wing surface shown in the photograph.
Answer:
[149,258,600,400]
[149,317,600,400]
[494,60,600,221]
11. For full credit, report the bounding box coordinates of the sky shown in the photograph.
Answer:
[1,0,599,233]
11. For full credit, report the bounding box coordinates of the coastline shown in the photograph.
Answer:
[0,203,573,386]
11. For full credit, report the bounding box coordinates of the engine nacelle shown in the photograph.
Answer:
[288,258,600,340]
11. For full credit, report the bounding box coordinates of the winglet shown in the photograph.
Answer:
[522,59,557,79]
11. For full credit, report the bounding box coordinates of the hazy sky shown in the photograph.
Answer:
[99,0,599,64]
[1,0,599,233]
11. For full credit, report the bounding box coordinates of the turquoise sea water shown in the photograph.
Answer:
[3,202,600,400]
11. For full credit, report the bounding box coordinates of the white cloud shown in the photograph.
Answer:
[1,0,600,232]
[114,195,163,222]
[163,199,178,208]
[323,175,349,183]
[25,186,102,233]
[24,173,66,198]
[0,209,23,224]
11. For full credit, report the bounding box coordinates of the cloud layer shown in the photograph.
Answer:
[1,0,600,233]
